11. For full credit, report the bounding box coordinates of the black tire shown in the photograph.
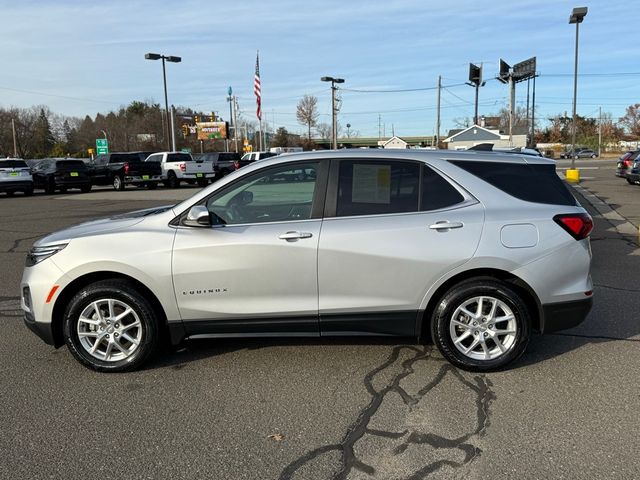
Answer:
[627,178,634,185]
[166,171,179,189]
[591,154,597,158]
[430,278,531,372]
[113,175,125,191]
[63,280,159,372]
[44,177,56,194]
[80,183,92,193]
[147,182,157,190]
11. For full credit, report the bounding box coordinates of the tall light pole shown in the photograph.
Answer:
[321,76,344,149]
[466,63,485,125]
[145,52,181,151]
[569,7,588,172]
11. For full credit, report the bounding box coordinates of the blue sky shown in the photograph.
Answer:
[1,0,638,137]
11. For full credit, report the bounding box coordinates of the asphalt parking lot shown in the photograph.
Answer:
[1,166,639,480]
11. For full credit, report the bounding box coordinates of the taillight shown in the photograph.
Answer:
[623,160,632,167]
[553,213,593,240]
[180,163,186,172]
[234,161,240,170]
[124,162,130,175]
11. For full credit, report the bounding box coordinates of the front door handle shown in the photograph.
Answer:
[279,231,313,240]
[429,221,464,230]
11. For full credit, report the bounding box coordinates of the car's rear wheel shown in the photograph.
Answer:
[113,175,125,191]
[431,279,531,371]
[63,280,159,372]
[165,171,179,188]
[627,178,634,184]
[591,154,597,158]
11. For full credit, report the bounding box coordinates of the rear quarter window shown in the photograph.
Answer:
[56,160,87,170]
[0,160,28,168]
[449,160,577,206]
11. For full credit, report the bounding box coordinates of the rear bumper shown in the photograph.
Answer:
[55,178,90,187]
[626,172,640,184]
[541,296,593,333]
[126,175,162,184]
[0,180,33,192]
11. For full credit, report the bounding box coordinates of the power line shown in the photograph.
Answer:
[0,85,123,105]
[341,83,466,93]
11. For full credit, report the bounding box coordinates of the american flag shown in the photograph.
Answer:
[254,52,262,121]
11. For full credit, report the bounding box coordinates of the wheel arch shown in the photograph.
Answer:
[418,268,542,340]
[51,271,169,348]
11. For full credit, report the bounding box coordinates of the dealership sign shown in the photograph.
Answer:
[197,121,228,140]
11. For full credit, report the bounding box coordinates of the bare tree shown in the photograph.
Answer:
[620,104,640,137]
[316,122,331,140]
[296,95,319,139]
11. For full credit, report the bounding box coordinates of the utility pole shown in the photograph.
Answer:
[498,57,535,148]
[321,76,345,149]
[170,105,177,151]
[378,114,382,143]
[508,75,514,147]
[525,79,530,147]
[233,96,239,153]
[226,86,233,153]
[435,75,441,147]
[11,119,18,157]
[598,106,602,157]
[530,74,536,147]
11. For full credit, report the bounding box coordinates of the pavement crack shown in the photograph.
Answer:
[7,233,43,253]
[550,332,640,343]
[279,346,496,479]
[594,284,640,293]
[0,296,22,318]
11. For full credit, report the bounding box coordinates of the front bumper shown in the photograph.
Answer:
[541,296,593,333]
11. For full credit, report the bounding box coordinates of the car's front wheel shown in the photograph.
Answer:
[431,279,531,371]
[63,280,159,372]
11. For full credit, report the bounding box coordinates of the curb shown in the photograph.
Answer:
[569,183,639,240]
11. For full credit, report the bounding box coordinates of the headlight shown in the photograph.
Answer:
[25,244,67,267]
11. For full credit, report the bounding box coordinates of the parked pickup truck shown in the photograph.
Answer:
[144,152,215,188]
[88,152,162,191]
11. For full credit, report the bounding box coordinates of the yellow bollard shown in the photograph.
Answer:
[565,169,580,183]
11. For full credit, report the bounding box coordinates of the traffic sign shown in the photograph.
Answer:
[96,138,109,155]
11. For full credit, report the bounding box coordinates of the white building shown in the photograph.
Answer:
[444,125,527,150]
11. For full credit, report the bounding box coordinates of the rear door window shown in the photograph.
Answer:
[336,160,420,217]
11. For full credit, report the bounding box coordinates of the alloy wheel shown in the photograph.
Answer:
[77,298,143,362]
[449,295,517,361]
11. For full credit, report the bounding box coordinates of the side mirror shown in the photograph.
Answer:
[183,205,211,227]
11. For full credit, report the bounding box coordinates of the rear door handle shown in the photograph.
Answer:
[429,221,464,230]
[279,231,313,240]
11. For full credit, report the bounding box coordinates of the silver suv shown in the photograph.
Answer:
[21,150,593,372]
[0,158,34,196]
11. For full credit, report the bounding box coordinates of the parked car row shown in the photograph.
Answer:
[1,150,277,197]
[559,148,598,159]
